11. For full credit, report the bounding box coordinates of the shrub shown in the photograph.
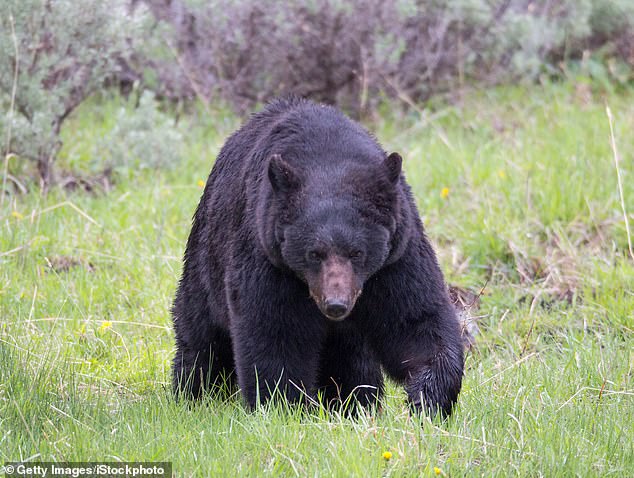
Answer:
[0,0,137,186]
[94,91,184,175]
[134,0,633,115]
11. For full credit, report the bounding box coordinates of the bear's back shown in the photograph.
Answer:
[263,99,384,172]
[208,97,385,204]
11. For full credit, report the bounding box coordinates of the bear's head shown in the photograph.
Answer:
[265,152,404,321]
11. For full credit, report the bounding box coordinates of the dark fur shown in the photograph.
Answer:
[172,97,464,416]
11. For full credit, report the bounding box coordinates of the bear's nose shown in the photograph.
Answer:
[324,299,348,319]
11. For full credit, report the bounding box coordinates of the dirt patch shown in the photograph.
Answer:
[58,168,113,194]
[46,255,95,273]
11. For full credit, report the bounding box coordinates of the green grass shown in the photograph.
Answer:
[1,82,633,476]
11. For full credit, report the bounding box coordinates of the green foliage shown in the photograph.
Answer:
[590,0,634,36]
[136,0,633,114]
[94,92,184,174]
[0,0,135,183]
[1,83,633,475]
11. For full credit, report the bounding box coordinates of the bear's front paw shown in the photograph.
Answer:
[405,355,462,418]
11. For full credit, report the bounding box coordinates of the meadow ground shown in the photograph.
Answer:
[1,82,632,476]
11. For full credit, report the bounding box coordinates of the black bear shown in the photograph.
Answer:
[172,97,464,416]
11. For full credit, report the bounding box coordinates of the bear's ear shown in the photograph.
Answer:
[383,152,402,184]
[268,154,300,193]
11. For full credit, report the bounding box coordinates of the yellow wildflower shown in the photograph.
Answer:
[498,169,507,179]
[11,210,24,220]
[440,187,449,199]
[382,451,392,461]
[99,321,113,331]
[197,180,205,188]
[434,466,443,475]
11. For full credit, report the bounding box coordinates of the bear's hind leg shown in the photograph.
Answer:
[173,321,236,399]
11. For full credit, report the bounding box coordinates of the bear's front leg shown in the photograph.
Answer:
[227,260,327,409]
[317,321,384,413]
[400,318,464,417]
[359,248,464,417]
[371,306,463,417]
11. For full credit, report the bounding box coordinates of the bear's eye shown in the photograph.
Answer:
[349,249,364,260]
[307,250,325,262]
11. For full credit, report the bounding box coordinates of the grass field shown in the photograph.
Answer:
[1,82,633,476]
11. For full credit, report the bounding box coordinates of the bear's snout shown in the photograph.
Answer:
[308,255,360,321]
[324,298,349,320]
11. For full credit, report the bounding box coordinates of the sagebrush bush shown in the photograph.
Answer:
[0,0,136,186]
[94,92,184,174]
[590,0,634,37]
[134,0,633,115]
